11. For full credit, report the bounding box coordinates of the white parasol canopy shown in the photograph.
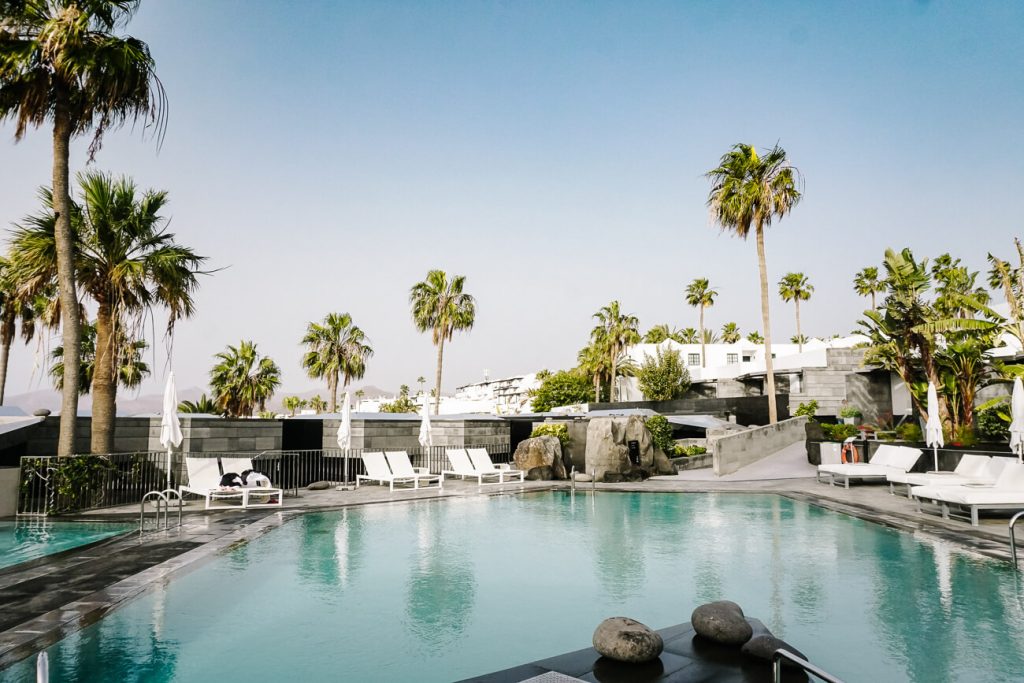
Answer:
[159,372,183,490]
[418,398,433,449]
[337,392,352,450]
[925,382,944,471]
[1010,378,1024,464]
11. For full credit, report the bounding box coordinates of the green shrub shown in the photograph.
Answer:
[530,423,570,449]
[794,400,818,418]
[838,405,862,419]
[530,369,594,412]
[821,423,859,442]
[978,402,1010,440]
[637,348,691,401]
[645,415,675,454]
[379,396,418,413]
[950,426,978,447]
[896,422,923,442]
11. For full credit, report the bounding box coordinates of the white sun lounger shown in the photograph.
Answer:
[384,451,442,490]
[441,448,519,485]
[886,454,1003,498]
[911,461,1024,526]
[219,457,283,508]
[466,448,524,484]
[180,456,246,510]
[356,451,423,492]
[816,444,922,488]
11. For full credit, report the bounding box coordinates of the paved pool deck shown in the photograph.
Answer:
[2,452,1022,673]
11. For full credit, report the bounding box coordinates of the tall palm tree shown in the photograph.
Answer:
[720,322,741,343]
[282,395,305,417]
[178,394,218,415]
[0,1,166,455]
[209,340,281,418]
[685,278,718,367]
[707,143,802,423]
[643,323,672,344]
[301,312,373,413]
[409,270,475,413]
[591,301,640,402]
[50,320,149,394]
[576,340,609,402]
[746,331,764,344]
[853,266,883,310]
[9,173,205,453]
[778,272,814,353]
[308,394,327,413]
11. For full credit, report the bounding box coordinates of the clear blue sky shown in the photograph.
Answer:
[0,0,1021,401]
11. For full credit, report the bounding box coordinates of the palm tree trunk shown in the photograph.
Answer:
[755,223,777,424]
[0,338,11,406]
[593,373,600,403]
[328,371,338,413]
[91,302,117,454]
[870,291,876,310]
[699,305,706,367]
[433,335,445,414]
[795,299,802,353]
[609,344,618,402]
[52,102,82,455]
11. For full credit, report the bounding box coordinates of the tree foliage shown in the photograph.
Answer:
[301,312,372,413]
[637,347,691,401]
[410,270,475,412]
[531,369,594,412]
[209,340,281,417]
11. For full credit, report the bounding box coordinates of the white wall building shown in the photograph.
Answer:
[354,373,541,416]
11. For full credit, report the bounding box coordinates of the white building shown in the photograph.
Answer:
[355,373,541,416]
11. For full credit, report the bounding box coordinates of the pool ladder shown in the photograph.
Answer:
[140,489,184,536]
[1009,511,1024,568]
[772,649,844,682]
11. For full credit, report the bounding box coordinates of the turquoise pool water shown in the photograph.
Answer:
[0,520,133,570]
[3,492,1024,682]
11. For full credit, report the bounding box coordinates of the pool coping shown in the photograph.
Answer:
[0,480,1019,673]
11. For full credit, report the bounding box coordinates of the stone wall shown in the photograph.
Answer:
[787,348,892,420]
[589,395,789,426]
[0,467,18,517]
[712,416,809,476]
[319,416,510,451]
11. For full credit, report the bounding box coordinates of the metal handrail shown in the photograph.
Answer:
[140,490,168,536]
[161,488,184,530]
[772,649,843,683]
[1009,511,1024,568]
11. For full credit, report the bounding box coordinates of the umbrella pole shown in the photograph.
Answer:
[167,447,173,491]
[933,445,938,472]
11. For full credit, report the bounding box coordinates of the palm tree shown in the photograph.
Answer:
[778,272,814,353]
[1,1,166,455]
[209,341,281,417]
[410,270,476,413]
[308,394,327,413]
[707,143,802,423]
[853,266,883,310]
[790,334,809,345]
[576,340,610,401]
[301,312,373,413]
[591,301,640,402]
[676,327,699,344]
[643,324,672,344]
[0,257,50,404]
[685,278,718,367]
[282,395,306,417]
[178,394,218,415]
[416,376,426,395]
[50,321,149,394]
[720,322,741,344]
[746,331,764,344]
[10,173,205,453]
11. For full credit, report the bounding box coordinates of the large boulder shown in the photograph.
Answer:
[742,634,808,667]
[513,436,566,480]
[691,601,753,646]
[584,415,676,482]
[592,617,664,663]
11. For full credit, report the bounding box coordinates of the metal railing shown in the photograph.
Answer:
[139,489,183,536]
[17,442,511,516]
[772,649,843,682]
[1010,511,1024,569]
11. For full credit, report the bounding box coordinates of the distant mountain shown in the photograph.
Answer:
[3,384,393,416]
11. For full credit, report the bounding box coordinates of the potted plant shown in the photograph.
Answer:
[838,405,862,425]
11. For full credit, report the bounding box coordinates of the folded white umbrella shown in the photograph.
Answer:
[925,382,943,471]
[337,392,352,450]
[418,399,433,449]
[159,372,183,490]
[1010,378,1024,464]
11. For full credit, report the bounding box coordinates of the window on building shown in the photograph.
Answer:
[688,353,700,366]
[742,355,753,363]
[727,353,739,365]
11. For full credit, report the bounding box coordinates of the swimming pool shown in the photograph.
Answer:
[3,492,1024,682]
[0,520,134,570]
